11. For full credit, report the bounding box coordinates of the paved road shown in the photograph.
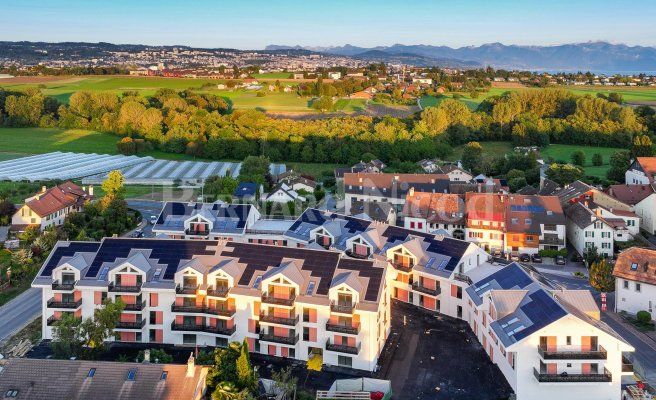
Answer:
[127,200,164,237]
[0,287,41,345]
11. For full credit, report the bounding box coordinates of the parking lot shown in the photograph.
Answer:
[376,301,513,400]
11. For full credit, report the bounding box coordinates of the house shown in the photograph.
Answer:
[33,238,391,372]
[607,184,656,235]
[344,173,449,214]
[279,176,317,193]
[0,356,208,400]
[417,159,440,173]
[587,203,640,241]
[465,193,507,254]
[504,194,566,255]
[11,181,93,232]
[564,202,614,257]
[411,77,433,86]
[266,183,306,204]
[334,160,386,181]
[466,263,633,400]
[233,182,259,202]
[403,190,465,239]
[439,164,473,182]
[613,247,656,317]
[292,73,305,79]
[328,71,342,80]
[349,200,396,225]
[625,157,656,184]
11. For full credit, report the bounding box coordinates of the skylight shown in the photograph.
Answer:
[306,281,316,295]
[161,371,168,380]
[253,276,262,289]
[87,368,96,378]
[127,369,137,381]
[631,263,638,271]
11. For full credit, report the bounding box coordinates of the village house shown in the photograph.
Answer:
[626,157,656,184]
[11,181,93,232]
[606,184,656,235]
[613,247,656,317]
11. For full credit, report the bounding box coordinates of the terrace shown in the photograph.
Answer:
[533,368,612,383]
[538,345,607,360]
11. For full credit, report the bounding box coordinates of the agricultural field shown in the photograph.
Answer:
[252,72,293,79]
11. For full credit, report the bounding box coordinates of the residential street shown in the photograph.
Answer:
[0,287,41,345]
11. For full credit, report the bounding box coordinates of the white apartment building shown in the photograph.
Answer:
[614,247,656,317]
[625,157,656,185]
[33,238,392,372]
[607,184,656,235]
[464,263,634,400]
[564,202,614,257]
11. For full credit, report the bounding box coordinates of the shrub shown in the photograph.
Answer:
[537,249,568,258]
[637,311,652,324]
[592,153,603,166]
[571,150,586,166]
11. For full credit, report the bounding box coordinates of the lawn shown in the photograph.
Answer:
[252,72,292,79]
[0,128,118,155]
[450,141,515,162]
[334,98,367,112]
[540,144,624,178]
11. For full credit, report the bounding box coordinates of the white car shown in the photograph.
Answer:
[150,215,158,224]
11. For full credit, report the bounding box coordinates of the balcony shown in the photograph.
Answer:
[108,282,142,293]
[538,345,607,360]
[622,355,634,373]
[325,339,361,355]
[185,228,210,236]
[453,273,473,285]
[51,280,76,291]
[207,286,230,298]
[326,322,360,335]
[204,325,236,336]
[46,315,81,326]
[115,319,146,330]
[412,282,440,297]
[533,368,612,383]
[176,284,199,295]
[261,293,296,307]
[207,307,236,318]
[259,313,299,326]
[259,332,299,345]
[172,304,205,313]
[540,234,565,246]
[47,298,82,309]
[390,262,414,273]
[331,301,355,314]
[345,250,370,259]
[124,301,146,312]
[171,322,205,332]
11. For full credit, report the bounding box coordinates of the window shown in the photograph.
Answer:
[4,391,18,398]
[303,327,310,341]
[636,283,641,293]
[87,368,96,378]
[183,334,196,345]
[216,337,228,347]
[623,280,629,289]
[150,311,157,325]
[566,336,571,345]
[127,369,137,381]
[337,355,352,367]
[161,371,168,380]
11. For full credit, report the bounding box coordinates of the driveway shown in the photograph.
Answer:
[127,200,164,238]
[0,287,41,345]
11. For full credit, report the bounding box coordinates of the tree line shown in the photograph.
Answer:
[0,87,653,166]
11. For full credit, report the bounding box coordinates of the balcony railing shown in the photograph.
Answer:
[390,262,414,272]
[259,313,299,326]
[47,298,82,309]
[325,340,361,355]
[204,325,236,336]
[261,293,296,307]
[171,304,235,317]
[208,308,236,317]
[171,322,205,332]
[185,228,210,236]
[207,286,230,298]
[46,315,81,326]
[622,355,634,373]
[412,282,440,296]
[124,300,146,311]
[326,322,360,335]
[540,234,565,246]
[331,301,355,314]
[176,284,199,295]
[538,345,607,360]
[259,332,299,345]
[51,280,76,291]
[108,283,142,293]
[115,319,146,330]
[533,367,612,383]
[345,250,370,259]
[453,273,473,285]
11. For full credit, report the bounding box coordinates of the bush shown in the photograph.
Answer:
[537,249,568,258]
[637,311,652,324]
[571,151,586,166]
[592,153,603,166]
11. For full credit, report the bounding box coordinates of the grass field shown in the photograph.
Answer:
[252,72,292,79]
[450,141,515,162]
[334,98,367,112]
[540,144,624,178]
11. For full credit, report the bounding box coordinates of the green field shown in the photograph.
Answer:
[540,144,624,178]
[334,98,367,112]
[450,141,515,161]
[252,72,293,79]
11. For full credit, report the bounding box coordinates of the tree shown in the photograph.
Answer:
[205,175,239,199]
[312,96,334,112]
[101,170,126,207]
[591,153,603,166]
[589,259,615,292]
[236,339,256,391]
[571,151,586,166]
[632,134,654,158]
[238,155,270,187]
[51,313,84,359]
[582,244,601,267]
[272,366,298,399]
[461,142,483,173]
[606,151,631,182]
[546,163,584,185]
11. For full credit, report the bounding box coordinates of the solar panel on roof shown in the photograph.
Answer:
[253,276,262,289]
[425,257,435,269]
[306,281,316,295]
[437,259,448,270]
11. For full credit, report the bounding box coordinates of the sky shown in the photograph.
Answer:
[2,0,655,49]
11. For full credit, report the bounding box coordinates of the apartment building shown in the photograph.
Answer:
[625,157,656,184]
[464,193,507,253]
[607,184,656,235]
[465,263,633,400]
[504,194,566,255]
[564,202,615,257]
[11,181,93,232]
[402,190,465,238]
[33,238,391,372]
[343,173,449,214]
[614,247,656,317]
[151,201,294,246]
[284,208,489,318]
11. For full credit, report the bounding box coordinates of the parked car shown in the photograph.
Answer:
[493,250,502,258]
[131,229,144,238]
[531,254,542,263]
[150,215,158,224]
[556,255,566,265]
[510,254,520,262]
[519,253,531,262]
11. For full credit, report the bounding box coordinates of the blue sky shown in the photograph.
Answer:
[2,0,655,49]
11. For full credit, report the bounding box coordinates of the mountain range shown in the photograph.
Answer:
[265,42,656,73]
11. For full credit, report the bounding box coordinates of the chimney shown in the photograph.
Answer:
[143,349,151,363]
[41,185,47,193]
[88,186,94,196]
[595,208,602,217]
[477,183,481,193]
[409,187,415,197]
[186,353,195,377]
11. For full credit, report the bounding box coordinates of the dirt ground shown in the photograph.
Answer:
[491,81,527,89]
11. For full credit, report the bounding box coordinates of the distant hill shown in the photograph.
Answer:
[266,42,656,73]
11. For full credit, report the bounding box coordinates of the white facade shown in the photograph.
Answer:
[634,193,656,235]
[566,219,614,257]
[12,203,80,231]
[615,277,656,317]
[625,168,651,185]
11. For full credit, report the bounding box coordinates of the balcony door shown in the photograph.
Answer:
[539,336,557,351]
[581,336,598,351]
[337,293,352,307]
[183,276,197,288]
[62,272,75,284]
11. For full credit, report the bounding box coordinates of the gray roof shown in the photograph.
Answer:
[153,202,254,235]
